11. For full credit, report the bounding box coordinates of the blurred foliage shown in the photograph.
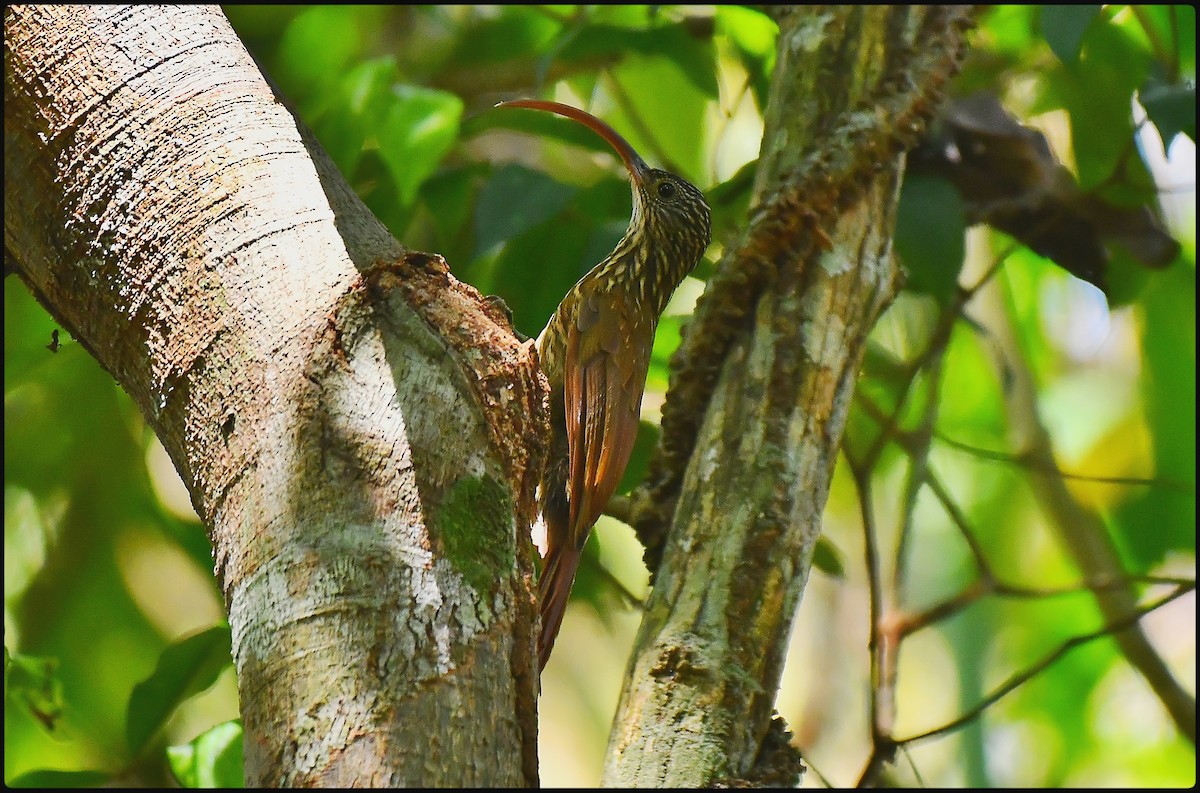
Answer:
[166,720,244,789]
[4,4,1194,788]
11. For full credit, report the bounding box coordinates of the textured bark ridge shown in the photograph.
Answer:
[5,5,542,786]
[605,7,976,787]
[635,6,975,571]
[362,250,546,784]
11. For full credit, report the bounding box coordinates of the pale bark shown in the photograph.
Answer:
[5,5,541,786]
[609,7,975,785]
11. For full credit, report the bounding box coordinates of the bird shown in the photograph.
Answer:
[495,99,712,670]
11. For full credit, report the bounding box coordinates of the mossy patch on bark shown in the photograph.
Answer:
[434,474,515,592]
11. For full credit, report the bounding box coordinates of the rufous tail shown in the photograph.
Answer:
[537,541,582,670]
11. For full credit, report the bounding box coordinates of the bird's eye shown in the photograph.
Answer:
[657,181,676,200]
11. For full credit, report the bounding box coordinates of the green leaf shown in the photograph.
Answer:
[894,175,966,304]
[1048,16,1153,189]
[125,625,233,757]
[1103,246,1160,308]
[717,6,777,63]
[477,171,633,334]
[580,218,630,279]
[473,164,577,258]
[557,23,719,99]
[648,314,685,393]
[1114,264,1197,565]
[1039,6,1101,65]
[7,769,112,788]
[844,335,929,469]
[979,5,1038,57]
[168,720,245,789]
[617,421,661,494]
[484,211,596,338]
[421,164,485,258]
[316,58,402,177]
[811,536,845,578]
[609,50,711,181]
[450,8,561,65]
[375,86,464,208]
[708,159,757,252]
[1140,76,1196,143]
[4,650,64,733]
[274,6,373,99]
[1127,5,1195,79]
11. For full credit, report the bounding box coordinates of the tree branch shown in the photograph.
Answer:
[4,5,543,785]
[603,7,976,787]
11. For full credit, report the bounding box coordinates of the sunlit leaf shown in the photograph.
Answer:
[274,6,373,99]
[1135,5,1196,76]
[717,6,777,107]
[316,58,401,176]
[168,720,244,789]
[375,86,464,208]
[609,52,710,181]
[557,23,719,99]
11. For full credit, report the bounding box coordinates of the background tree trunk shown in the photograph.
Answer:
[607,7,974,786]
[4,5,542,786]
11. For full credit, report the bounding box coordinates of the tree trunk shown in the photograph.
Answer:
[4,5,542,786]
[608,7,975,786]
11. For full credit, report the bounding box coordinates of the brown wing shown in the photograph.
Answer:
[563,289,653,547]
[537,287,653,670]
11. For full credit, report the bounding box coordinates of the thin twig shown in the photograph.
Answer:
[858,243,1017,470]
[894,584,1194,747]
[933,432,1196,493]
[922,468,999,581]
[844,444,896,783]
[890,574,1196,638]
[596,562,646,611]
[854,392,996,580]
[711,72,754,184]
[891,350,946,622]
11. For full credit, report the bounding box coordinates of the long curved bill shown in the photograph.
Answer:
[495,99,650,187]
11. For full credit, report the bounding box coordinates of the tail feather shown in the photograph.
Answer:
[538,544,582,670]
